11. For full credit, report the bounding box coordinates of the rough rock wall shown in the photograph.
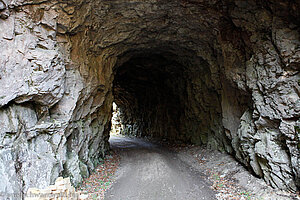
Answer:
[0,0,299,197]
[0,0,113,198]
[219,2,300,190]
[0,1,68,198]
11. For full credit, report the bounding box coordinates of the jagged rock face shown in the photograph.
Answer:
[0,0,299,197]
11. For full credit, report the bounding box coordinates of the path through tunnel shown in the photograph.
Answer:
[105,46,254,199]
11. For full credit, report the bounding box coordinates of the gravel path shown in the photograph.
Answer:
[104,135,216,200]
[79,135,300,200]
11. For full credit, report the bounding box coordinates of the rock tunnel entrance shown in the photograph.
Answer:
[0,0,299,197]
[112,49,224,146]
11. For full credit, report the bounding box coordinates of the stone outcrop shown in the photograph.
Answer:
[0,0,299,198]
[25,177,88,200]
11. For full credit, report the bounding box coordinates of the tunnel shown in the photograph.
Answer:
[112,48,226,146]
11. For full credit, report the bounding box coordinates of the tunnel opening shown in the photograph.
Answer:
[111,48,227,148]
[110,102,122,136]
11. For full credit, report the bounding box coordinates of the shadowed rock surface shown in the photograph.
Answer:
[0,0,299,198]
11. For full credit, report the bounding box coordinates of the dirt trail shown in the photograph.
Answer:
[104,135,216,200]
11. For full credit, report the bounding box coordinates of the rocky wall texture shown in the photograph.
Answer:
[0,0,299,198]
[0,0,113,198]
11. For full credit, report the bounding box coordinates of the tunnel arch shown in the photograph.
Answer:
[112,47,225,147]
